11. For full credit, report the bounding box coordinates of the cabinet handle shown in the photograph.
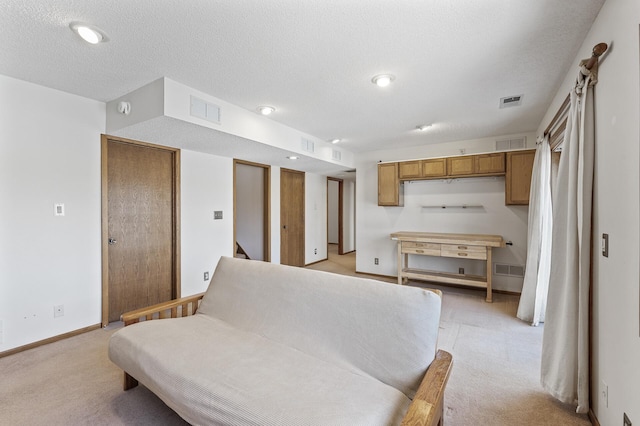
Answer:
[458,245,468,250]
[416,249,424,253]
[458,252,468,256]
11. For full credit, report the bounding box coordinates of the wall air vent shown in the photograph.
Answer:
[496,137,526,151]
[190,96,221,124]
[332,149,342,161]
[301,138,315,153]
[494,263,525,277]
[499,94,523,109]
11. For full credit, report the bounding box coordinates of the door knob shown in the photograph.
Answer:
[108,238,117,245]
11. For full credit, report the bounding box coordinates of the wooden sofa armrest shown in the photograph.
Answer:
[401,349,453,426]
[119,292,206,390]
[120,292,205,326]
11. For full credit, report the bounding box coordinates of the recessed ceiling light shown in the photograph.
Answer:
[287,156,298,160]
[257,106,275,115]
[69,22,108,44]
[416,125,432,131]
[371,74,395,87]
[330,138,341,144]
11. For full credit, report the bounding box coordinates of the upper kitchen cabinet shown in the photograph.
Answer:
[505,150,535,205]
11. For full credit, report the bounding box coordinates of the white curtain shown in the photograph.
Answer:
[541,64,595,414]
[517,136,553,326]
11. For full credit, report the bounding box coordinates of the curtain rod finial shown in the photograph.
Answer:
[593,43,608,57]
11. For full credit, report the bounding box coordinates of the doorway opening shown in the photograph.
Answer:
[327,176,356,258]
[327,177,344,254]
[233,160,270,261]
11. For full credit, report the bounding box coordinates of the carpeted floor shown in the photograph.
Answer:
[0,247,590,425]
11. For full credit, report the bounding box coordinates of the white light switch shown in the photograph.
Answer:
[601,233,609,257]
[54,203,65,216]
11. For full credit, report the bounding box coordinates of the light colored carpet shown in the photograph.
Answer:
[0,247,590,425]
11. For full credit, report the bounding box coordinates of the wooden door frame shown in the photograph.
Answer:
[100,134,181,327]
[280,168,305,266]
[233,159,271,262]
[327,177,344,255]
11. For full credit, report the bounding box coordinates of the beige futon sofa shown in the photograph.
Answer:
[109,256,452,426]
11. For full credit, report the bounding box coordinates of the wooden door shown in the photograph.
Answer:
[101,136,180,324]
[280,169,305,266]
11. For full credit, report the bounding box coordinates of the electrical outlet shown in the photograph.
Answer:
[624,413,632,426]
[314,248,317,255]
[204,272,209,281]
[214,211,223,220]
[459,267,465,274]
[601,380,608,408]
[54,305,64,318]
[374,258,379,265]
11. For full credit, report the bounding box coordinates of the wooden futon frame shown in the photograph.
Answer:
[119,293,453,426]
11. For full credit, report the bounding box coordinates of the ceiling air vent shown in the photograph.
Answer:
[496,137,526,151]
[190,96,221,124]
[499,94,523,109]
[301,138,315,153]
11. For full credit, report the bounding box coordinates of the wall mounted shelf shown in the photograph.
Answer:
[421,204,484,209]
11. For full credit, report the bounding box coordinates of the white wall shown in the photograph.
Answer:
[0,75,104,351]
[180,150,234,297]
[0,75,256,352]
[162,79,355,168]
[537,1,640,423]
[355,133,535,292]
[305,172,328,264]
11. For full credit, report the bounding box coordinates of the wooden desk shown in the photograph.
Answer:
[391,232,505,302]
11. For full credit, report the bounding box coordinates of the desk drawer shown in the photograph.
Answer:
[441,244,486,260]
[402,242,440,256]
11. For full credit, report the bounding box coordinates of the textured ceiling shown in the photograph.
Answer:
[0,0,604,161]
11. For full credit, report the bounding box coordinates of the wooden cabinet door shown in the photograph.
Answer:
[378,163,400,206]
[398,160,422,179]
[506,150,535,205]
[475,153,505,174]
[447,156,474,176]
[421,158,447,177]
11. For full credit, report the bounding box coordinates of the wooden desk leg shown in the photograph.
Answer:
[397,242,403,285]
[486,247,493,302]
[403,253,409,284]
